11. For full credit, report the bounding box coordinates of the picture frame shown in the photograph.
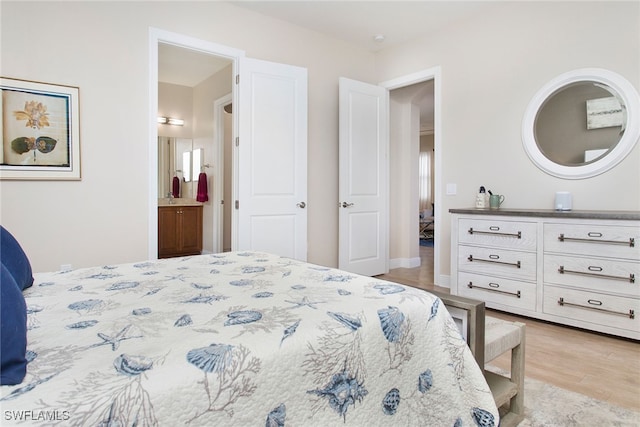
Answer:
[430,290,486,368]
[1,77,80,180]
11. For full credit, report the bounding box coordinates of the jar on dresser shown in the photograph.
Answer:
[450,208,640,340]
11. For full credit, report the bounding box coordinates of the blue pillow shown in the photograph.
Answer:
[1,263,28,385]
[0,225,33,291]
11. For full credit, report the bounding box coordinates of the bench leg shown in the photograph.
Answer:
[503,322,526,426]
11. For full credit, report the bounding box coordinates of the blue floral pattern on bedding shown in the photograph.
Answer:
[1,252,497,426]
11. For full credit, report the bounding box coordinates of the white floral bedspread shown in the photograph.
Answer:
[1,251,497,426]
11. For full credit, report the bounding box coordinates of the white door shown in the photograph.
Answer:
[237,58,308,261]
[338,77,389,276]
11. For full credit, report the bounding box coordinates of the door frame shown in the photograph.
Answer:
[380,67,443,286]
[148,28,244,259]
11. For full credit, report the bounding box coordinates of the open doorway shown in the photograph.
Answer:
[148,28,243,259]
[157,44,233,255]
[150,29,308,261]
[382,68,440,286]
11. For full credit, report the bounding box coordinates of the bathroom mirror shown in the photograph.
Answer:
[522,68,640,179]
[158,137,201,198]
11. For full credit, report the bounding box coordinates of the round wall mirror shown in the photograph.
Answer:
[522,68,640,179]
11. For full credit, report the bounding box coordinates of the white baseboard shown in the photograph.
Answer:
[389,257,421,270]
[437,274,450,289]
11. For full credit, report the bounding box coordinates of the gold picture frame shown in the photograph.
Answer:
[1,77,80,180]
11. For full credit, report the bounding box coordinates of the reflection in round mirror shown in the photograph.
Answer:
[523,68,640,179]
[535,82,624,166]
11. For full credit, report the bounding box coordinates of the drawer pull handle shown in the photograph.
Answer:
[468,228,522,239]
[558,234,635,247]
[557,297,635,319]
[588,266,603,272]
[468,255,521,268]
[558,266,635,283]
[467,282,521,298]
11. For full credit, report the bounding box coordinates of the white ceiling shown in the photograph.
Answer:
[159,1,496,87]
[158,43,232,87]
[232,1,494,53]
[159,1,494,129]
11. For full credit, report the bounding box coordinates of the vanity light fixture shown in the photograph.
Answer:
[157,116,184,126]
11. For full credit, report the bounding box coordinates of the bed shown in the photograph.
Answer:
[1,249,498,426]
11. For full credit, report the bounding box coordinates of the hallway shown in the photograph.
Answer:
[376,244,443,292]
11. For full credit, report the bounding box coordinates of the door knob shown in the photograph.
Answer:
[341,202,354,208]
[297,202,306,208]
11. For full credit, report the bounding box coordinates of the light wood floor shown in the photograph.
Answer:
[377,245,640,412]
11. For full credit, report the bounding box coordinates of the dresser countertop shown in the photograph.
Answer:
[448,208,640,221]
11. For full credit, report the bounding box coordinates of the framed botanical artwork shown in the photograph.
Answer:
[1,77,80,180]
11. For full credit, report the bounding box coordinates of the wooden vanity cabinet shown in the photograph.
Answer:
[158,205,203,258]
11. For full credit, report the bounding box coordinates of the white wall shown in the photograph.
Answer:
[1,1,637,278]
[1,1,375,272]
[158,82,193,140]
[157,83,193,200]
[388,97,421,268]
[375,1,640,281]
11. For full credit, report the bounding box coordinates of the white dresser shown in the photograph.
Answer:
[450,209,640,340]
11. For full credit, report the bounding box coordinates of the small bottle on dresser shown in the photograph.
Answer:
[475,186,488,208]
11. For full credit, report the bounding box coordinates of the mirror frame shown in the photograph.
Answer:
[522,68,640,179]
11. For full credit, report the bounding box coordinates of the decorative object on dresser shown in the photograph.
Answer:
[158,203,203,258]
[450,208,640,340]
[554,191,572,211]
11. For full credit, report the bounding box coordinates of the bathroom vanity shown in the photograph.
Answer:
[158,200,203,258]
[450,208,640,340]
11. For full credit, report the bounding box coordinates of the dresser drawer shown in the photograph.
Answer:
[543,285,639,334]
[458,245,537,281]
[544,254,639,297]
[458,218,537,251]
[458,272,536,311]
[544,223,640,260]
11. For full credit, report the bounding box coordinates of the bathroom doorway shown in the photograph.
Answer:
[149,28,242,259]
[150,28,308,261]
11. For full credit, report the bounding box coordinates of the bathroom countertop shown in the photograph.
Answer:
[158,198,204,207]
[448,208,640,221]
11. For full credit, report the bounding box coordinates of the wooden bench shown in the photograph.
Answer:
[484,316,526,427]
[431,292,525,426]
